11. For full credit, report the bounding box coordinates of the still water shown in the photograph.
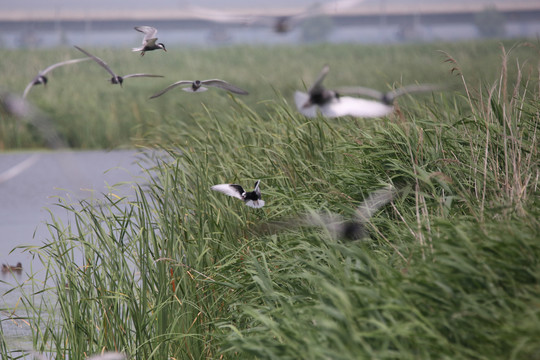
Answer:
[0,149,149,354]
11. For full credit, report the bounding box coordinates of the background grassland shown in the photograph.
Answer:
[1,39,539,359]
[0,39,537,149]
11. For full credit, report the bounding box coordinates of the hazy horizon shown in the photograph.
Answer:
[5,0,537,12]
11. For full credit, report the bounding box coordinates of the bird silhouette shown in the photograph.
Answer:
[150,79,248,99]
[261,185,396,241]
[23,57,90,98]
[74,46,163,86]
[295,65,442,118]
[211,180,265,208]
[132,26,167,56]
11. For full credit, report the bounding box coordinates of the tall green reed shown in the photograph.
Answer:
[7,40,539,359]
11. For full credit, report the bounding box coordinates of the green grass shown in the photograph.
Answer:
[1,39,539,359]
[0,39,537,149]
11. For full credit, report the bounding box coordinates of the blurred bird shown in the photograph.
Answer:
[183,5,255,25]
[132,26,167,56]
[150,79,248,99]
[211,180,265,208]
[262,185,396,241]
[74,46,163,86]
[1,91,66,149]
[254,0,365,33]
[23,57,90,98]
[295,65,442,118]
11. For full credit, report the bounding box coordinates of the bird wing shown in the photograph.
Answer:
[294,91,318,118]
[23,58,90,98]
[134,26,158,43]
[320,96,393,118]
[211,184,245,200]
[389,84,444,101]
[149,80,193,99]
[202,79,249,95]
[334,86,384,101]
[297,210,347,239]
[145,38,158,47]
[260,210,344,239]
[354,186,396,223]
[40,57,90,75]
[308,64,330,93]
[121,73,164,79]
[22,80,37,99]
[74,46,116,77]
[253,180,261,194]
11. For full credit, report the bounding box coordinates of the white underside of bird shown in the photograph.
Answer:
[244,199,265,208]
[182,87,208,93]
[294,91,394,118]
[211,183,265,208]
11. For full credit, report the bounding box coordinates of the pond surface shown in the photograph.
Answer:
[0,149,150,355]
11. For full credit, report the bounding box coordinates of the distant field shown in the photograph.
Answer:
[1,39,539,360]
[1,39,537,149]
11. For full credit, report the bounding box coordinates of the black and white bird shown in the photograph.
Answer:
[295,65,441,118]
[150,79,248,99]
[211,180,265,208]
[74,46,163,86]
[22,57,90,98]
[263,186,396,241]
[132,26,167,56]
[1,91,66,149]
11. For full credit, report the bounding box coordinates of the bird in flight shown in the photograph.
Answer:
[211,180,265,208]
[132,26,167,56]
[150,79,248,99]
[261,185,397,241]
[22,57,90,98]
[295,64,442,118]
[74,45,163,86]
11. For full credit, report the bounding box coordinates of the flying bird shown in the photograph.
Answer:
[262,185,396,241]
[1,91,66,149]
[211,180,265,208]
[22,57,90,98]
[252,0,365,33]
[150,79,248,99]
[74,45,163,86]
[295,65,442,118]
[133,26,167,56]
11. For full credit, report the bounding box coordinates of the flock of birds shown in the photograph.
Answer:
[4,24,446,244]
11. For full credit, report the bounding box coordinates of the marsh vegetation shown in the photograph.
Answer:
[1,39,539,359]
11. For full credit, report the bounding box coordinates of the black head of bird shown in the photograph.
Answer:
[110,76,123,86]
